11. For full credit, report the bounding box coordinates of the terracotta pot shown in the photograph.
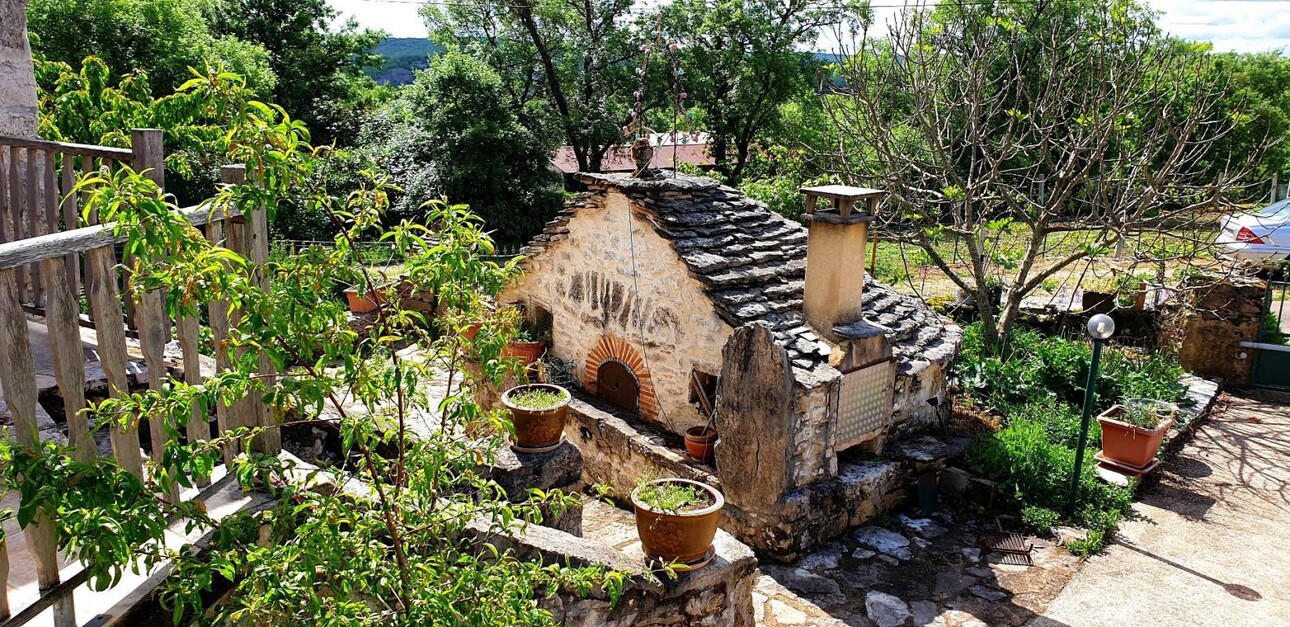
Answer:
[461,322,483,341]
[632,478,724,567]
[1097,405,1175,469]
[344,288,382,314]
[503,340,547,366]
[683,426,717,464]
[502,384,570,450]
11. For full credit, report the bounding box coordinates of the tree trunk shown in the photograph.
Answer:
[0,0,37,139]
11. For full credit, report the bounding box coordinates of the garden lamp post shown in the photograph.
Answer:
[1066,313,1116,518]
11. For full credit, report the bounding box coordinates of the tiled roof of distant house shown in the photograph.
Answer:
[550,142,715,174]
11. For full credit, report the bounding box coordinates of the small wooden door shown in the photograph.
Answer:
[597,360,639,414]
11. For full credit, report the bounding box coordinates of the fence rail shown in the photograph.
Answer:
[0,131,275,626]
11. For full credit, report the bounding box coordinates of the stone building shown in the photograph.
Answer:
[500,172,961,558]
[0,0,38,139]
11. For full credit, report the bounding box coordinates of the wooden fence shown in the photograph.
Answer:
[0,131,278,626]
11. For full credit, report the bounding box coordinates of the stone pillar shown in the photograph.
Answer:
[0,0,38,139]
[713,323,795,510]
[803,214,870,336]
[1172,278,1264,386]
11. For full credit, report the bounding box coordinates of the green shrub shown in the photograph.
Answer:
[1003,398,1097,450]
[966,419,1132,539]
[1021,506,1061,534]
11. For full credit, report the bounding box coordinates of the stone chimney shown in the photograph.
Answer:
[0,0,38,139]
[800,185,885,338]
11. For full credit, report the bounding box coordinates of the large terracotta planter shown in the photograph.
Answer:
[632,478,724,568]
[344,288,382,313]
[683,426,717,464]
[503,340,547,366]
[1097,405,1175,469]
[501,384,569,451]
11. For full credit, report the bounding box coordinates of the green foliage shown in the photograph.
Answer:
[1117,401,1174,430]
[2,71,624,624]
[952,322,1188,413]
[359,51,563,245]
[208,0,386,146]
[1020,506,1061,535]
[27,0,277,95]
[966,419,1132,551]
[633,479,709,514]
[506,388,568,410]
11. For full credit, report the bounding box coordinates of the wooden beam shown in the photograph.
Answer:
[86,246,144,478]
[0,135,134,162]
[41,254,93,465]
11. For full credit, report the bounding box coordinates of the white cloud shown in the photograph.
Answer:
[330,0,427,38]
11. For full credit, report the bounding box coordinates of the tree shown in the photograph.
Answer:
[661,0,853,181]
[26,0,276,95]
[3,69,623,623]
[208,0,385,146]
[424,0,640,172]
[361,51,564,245]
[823,0,1265,350]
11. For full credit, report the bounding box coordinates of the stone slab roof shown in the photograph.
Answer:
[522,172,960,383]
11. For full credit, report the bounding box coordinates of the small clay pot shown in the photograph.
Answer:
[683,426,717,464]
[502,384,570,451]
[1097,405,1175,469]
[632,478,724,568]
[344,288,382,313]
[503,340,547,366]
[461,322,483,341]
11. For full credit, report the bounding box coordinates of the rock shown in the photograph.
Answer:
[853,548,877,560]
[878,554,902,566]
[913,537,931,549]
[798,542,845,571]
[910,600,940,626]
[932,571,977,600]
[940,609,989,627]
[898,514,949,538]
[963,566,994,579]
[855,526,913,560]
[940,467,972,494]
[968,584,1010,602]
[762,566,843,600]
[960,548,981,562]
[1054,526,1089,546]
[770,600,807,625]
[865,591,912,627]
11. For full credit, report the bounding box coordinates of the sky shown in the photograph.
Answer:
[328,0,1290,53]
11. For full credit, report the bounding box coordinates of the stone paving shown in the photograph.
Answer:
[750,508,1082,626]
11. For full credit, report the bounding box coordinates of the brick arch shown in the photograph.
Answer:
[583,335,658,420]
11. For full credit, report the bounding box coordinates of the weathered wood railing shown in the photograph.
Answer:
[0,134,279,625]
[0,132,153,311]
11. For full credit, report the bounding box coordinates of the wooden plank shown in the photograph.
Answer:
[42,254,93,464]
[176,313,210,487]
[0,269,64,593]
[0,202,241,271]
[0,135,133,161]
[246,197,280,455]
[135,286,179,502]
[206,212,234,469]
[223,216,259,458]
[26,149,42,306]
[0,540,8,620]
[9,146,25,304]
[0,148,9,248]
[86,246,144,478]
[60,153,79,300]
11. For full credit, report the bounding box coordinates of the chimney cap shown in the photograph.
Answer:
[801,185,885,220]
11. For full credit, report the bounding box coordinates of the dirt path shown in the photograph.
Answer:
[1033,391,1290,627]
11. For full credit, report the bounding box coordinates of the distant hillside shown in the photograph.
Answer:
[369,38,444,86]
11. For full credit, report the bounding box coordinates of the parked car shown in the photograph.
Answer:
[1216,200,1290,263]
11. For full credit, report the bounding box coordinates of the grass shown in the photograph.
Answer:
[506,387,567,410]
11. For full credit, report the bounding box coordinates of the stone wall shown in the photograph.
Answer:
[1170,278,1264,386]
[890,361,952,439]
[500,190,733,436]
[0,0,37,139]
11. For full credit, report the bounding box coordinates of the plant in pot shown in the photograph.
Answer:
[343,284,385,313]
[501,383,570,453]
[683,426,717,464]
[631,476,724,569]
[1097,399,1178,470]
[498,306,548,366]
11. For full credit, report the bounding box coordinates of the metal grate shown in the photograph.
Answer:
[835,359,895,451]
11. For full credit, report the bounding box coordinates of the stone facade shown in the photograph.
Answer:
[501,189,730,435]
[1169,277,1264,386]
[508,172,961,559]
[0,0,37,139]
